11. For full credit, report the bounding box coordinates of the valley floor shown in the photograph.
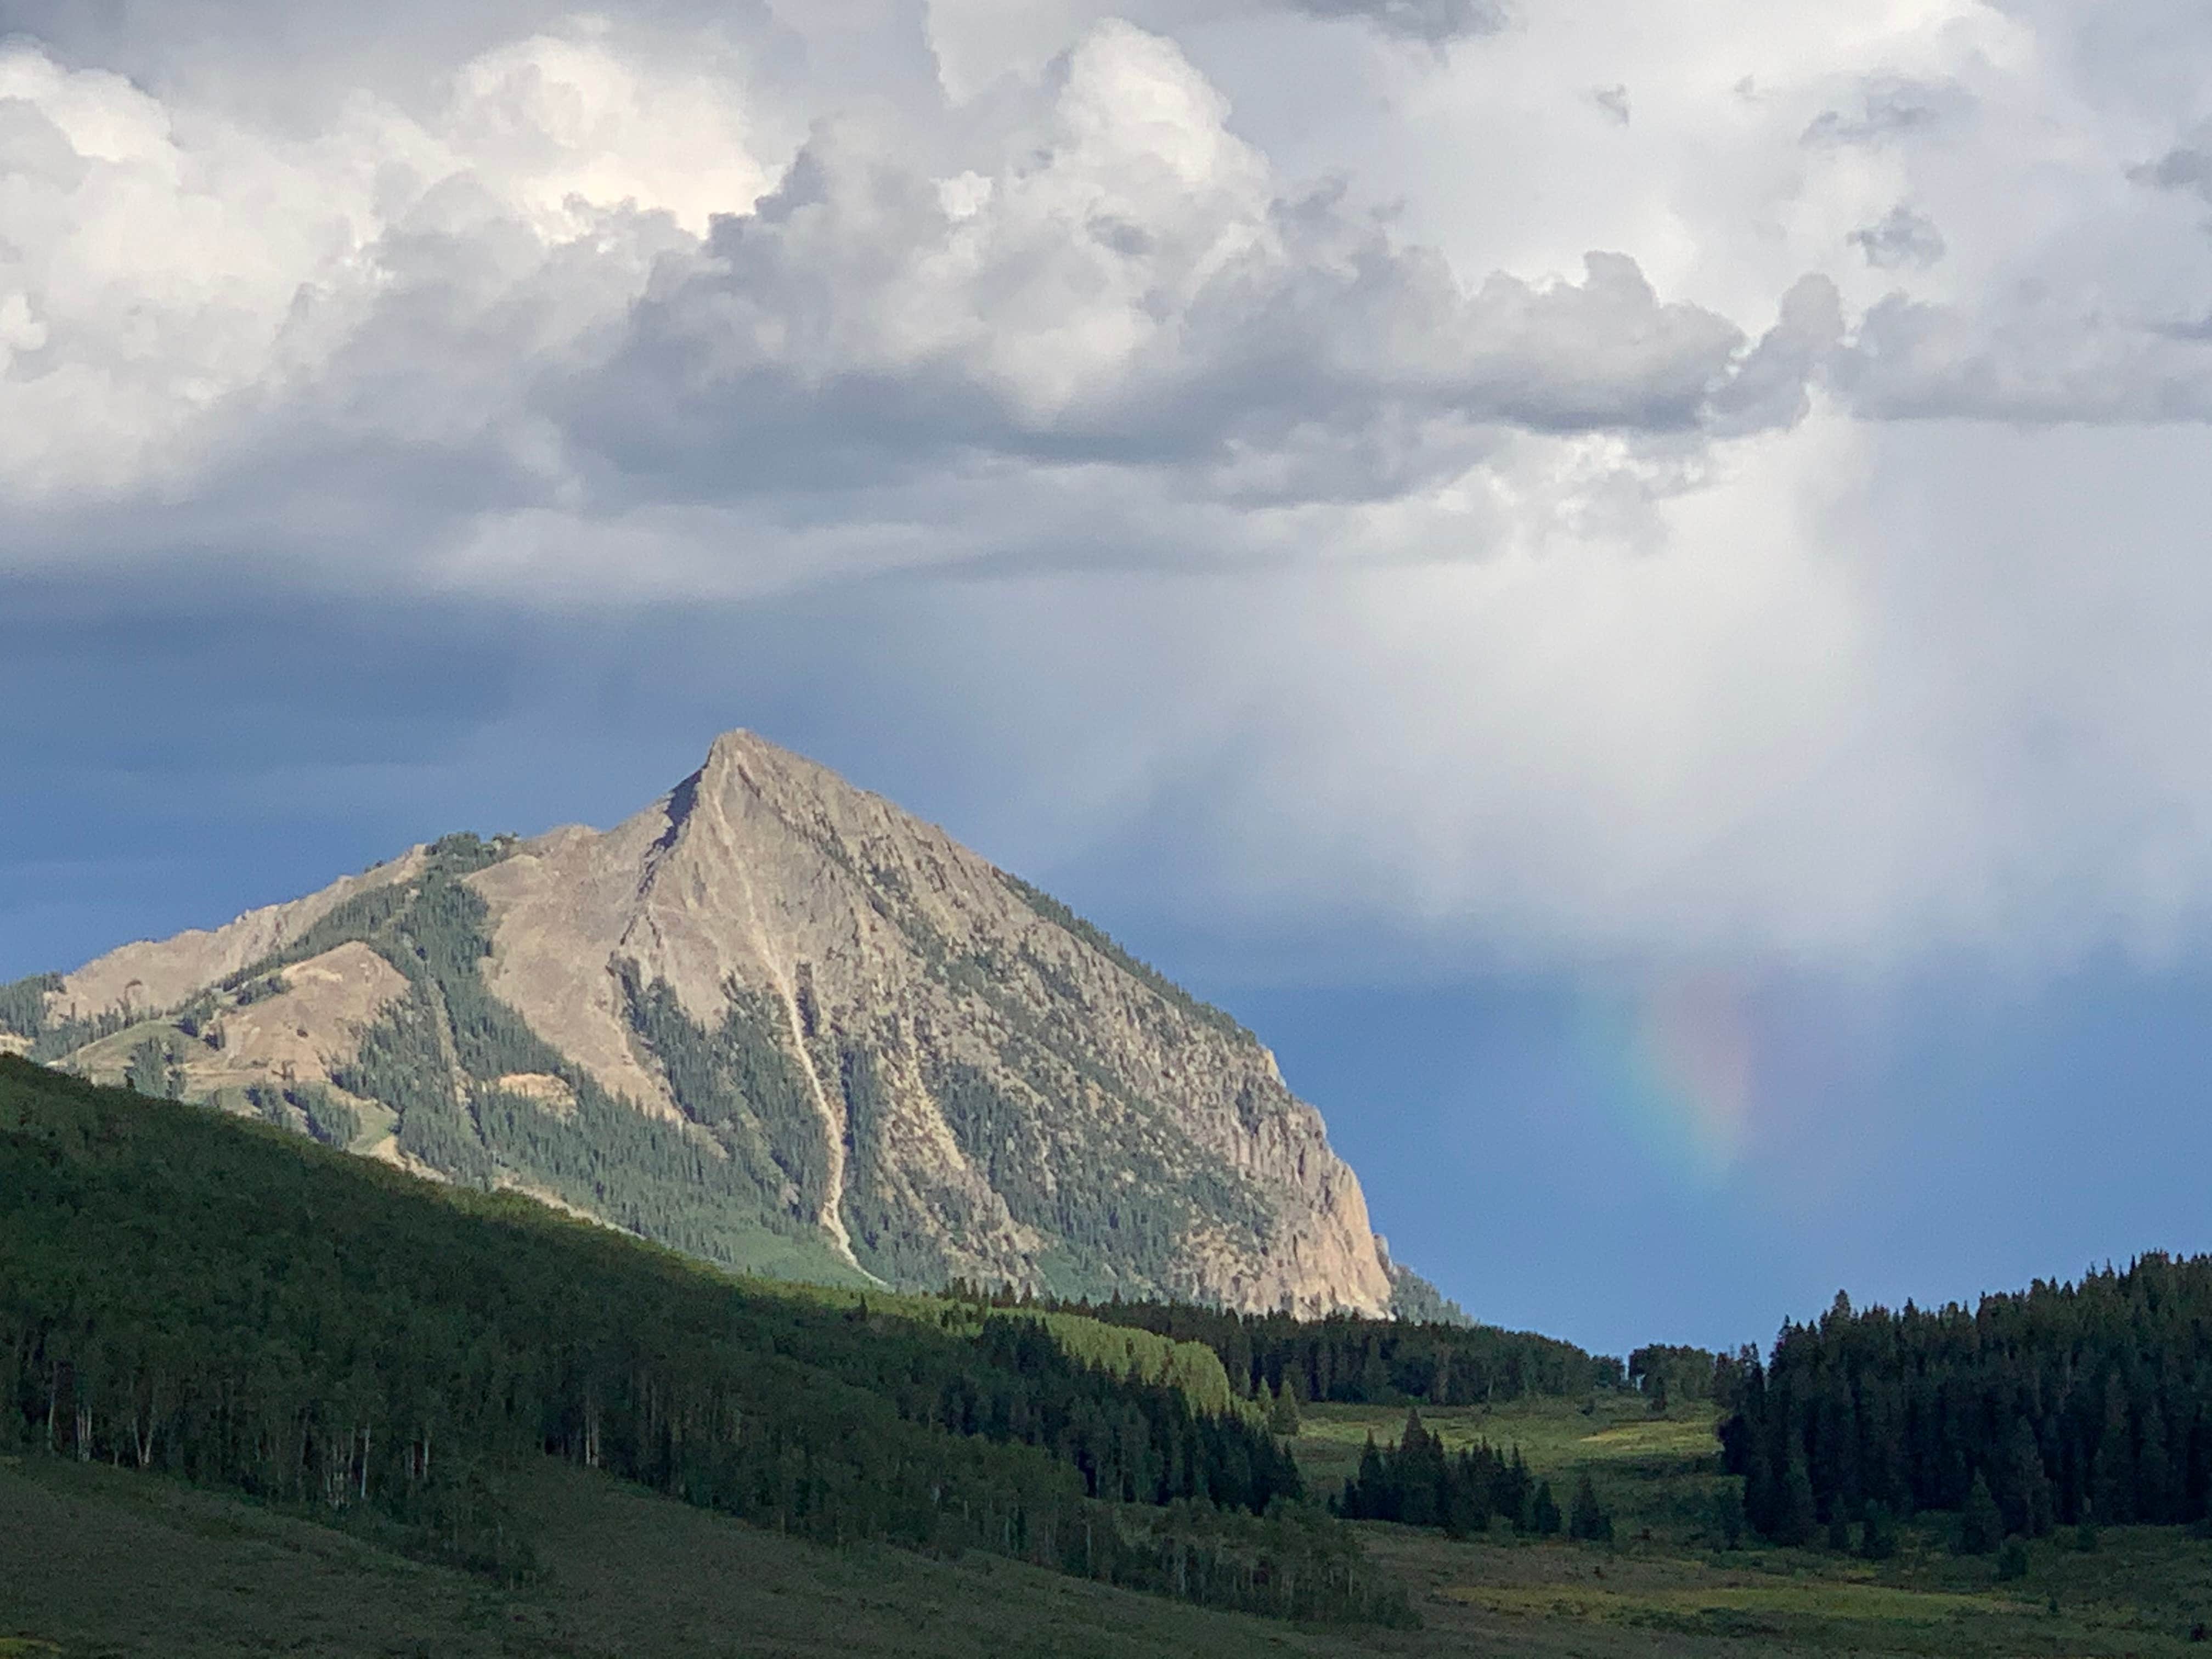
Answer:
[7,1397,2211,1657]
[1311,1396,2212,1658]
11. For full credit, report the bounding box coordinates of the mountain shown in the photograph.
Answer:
[3,730,1415,1316]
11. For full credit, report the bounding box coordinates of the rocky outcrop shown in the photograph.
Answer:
[47,853,424,1024]
[32,731,1396,1316]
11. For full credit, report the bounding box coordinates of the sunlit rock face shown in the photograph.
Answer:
[40,730,1395,1314]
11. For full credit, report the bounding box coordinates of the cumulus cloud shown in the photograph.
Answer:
[0,14,1823,587]
[17,0,2212,972]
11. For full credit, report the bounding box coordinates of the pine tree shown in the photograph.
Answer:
[1267,1379,1301,1438]
[1531,1480,1562,1537]
[1712,1483,1747,1550]
[1567,1472,1612,1542]
[1958,1472,2002,1555]
[2004,1418,2055,1539]
[2092,1379,2136,1524]
[2136,1403,2172,1524]
[1396,1408,1443,1528]
[1859,1500,1898,1560]
[1774,1454,1817,1546]
[1342,1434,1389,1521]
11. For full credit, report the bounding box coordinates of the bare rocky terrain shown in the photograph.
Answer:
[8,731,1407,1314]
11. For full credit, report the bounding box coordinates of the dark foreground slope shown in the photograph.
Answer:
[0,1453,1404,1659]
[15,1395,2212,1659]
[0,1058,1404,1626]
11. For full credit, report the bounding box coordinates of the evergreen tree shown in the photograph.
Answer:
[1395,1409,1443,1528]
[1712,1483,1747,1550]
[1267,1378,1301,1437]
[2074,1506,2099,1554]
[1958,1472,2003,1555]
[1859,1500,1898,1561]
[1775,1454,1818,1546]
[2003,1418,2055,1539]
[2137,1403,2173,1525]
[1531,1480,1562,1537]
[1567,1472,1612,1543]
[1719,1257,2212,1539]
[2092,1380,2136,1525]
[1344,1435,1389,1521]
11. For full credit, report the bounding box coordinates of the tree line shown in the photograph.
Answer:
[979,1289,1635,1407]
[1720,1259,2212,1545]
[1334,1407,1615,1542]
[0,1057,1409,1625]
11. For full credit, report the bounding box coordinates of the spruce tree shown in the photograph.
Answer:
[1712,1483,1747,1550]
[1344,1434,1389,1521]
[1859,1500,1898,1560]
[1958,1472,2002,1555]
[1775,1454,1817,1546]
[1531,1480,1562,1537]
[1568,1472,1612,1542]
[1397,1408,1443,1528]
[1268,1378,1301,1437]
[2004,1418,2055,1539]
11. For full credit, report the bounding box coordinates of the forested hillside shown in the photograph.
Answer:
[1005,1291,1625,1406]
[0,1058,1409,1625]
[1722,1259,2212,1545]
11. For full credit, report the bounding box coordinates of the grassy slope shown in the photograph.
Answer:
[0,1454,1389,1659]
[12,1397,2210,1657]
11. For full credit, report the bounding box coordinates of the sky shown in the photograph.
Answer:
[7,0,2212,1357]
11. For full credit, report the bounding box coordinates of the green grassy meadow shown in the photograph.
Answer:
[1300,1395,2212,1657]
[9,1395,2212,1656]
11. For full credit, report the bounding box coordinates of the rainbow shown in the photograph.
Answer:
[1583,970,1756,1184]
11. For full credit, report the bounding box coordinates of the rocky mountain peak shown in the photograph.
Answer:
[8,730,1403,1316]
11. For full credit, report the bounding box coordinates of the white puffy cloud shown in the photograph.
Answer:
[15,0,2212,969]
[0,14,1816,543]
[0,26,769,505]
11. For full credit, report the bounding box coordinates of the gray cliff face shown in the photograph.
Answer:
[19,731,1394,1314]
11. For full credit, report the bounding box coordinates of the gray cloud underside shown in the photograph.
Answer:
[2133,138,2212,203]
[1849,205,1945,272]
[0,18,1837,590]
[1278,0,1506,43]
[1801,76,1975,148]
[22,0,2212,974]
